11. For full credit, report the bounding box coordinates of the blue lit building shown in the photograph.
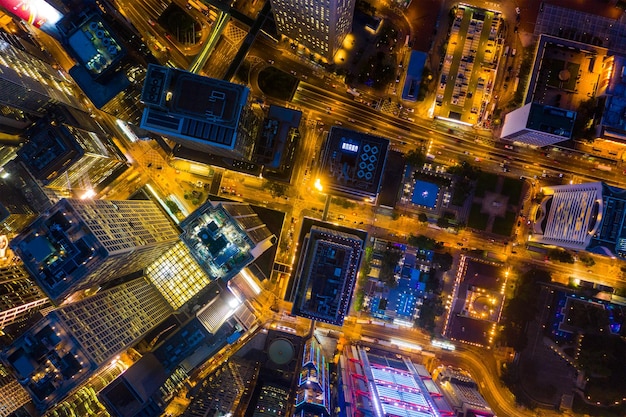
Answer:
[402,51,427,102]
[179,201,276,282]
[294,337,331,417]
[140,64,252,158]
[368,240,434,325]
[290,219,366,326]
[318,127,389,202]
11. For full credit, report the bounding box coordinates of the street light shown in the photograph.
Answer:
[314,178,323,192]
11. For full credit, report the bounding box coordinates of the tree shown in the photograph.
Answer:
[418,213,428,223]
[500,268,551,351]
[547,248,575,263]
[265,180,288,198]
[379,247,402,286]
[436,216,450,229]
[405,149,426,167]
[433,252,453,272]
[417,296,445,331]
[165,199,181,215]
[407,234,436,250]
[572,98,598,142]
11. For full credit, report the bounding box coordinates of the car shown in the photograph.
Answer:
[147,19,156,26]
[515,7,520,14]
[267,59,274,64]
[504,144,514,150]
[348,118,356,122]
[335,120,343,125]
[290,70,297,75]
[326,106,332,114]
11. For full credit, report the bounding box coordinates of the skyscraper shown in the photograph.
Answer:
[270,0,356,61]
[140,64,252,158]
[294,337,331,417]
[0,30,82,119]
[0,264,49,331]
[10,199,179,304]
[0,363,31,417]
[2,276,172,412]
[18,123,127,196]
[179,201,276,282]
[290,220,365,326]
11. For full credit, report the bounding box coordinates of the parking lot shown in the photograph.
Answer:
[434,5,504,126]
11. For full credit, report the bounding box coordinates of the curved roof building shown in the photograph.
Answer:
[531,182,626,257]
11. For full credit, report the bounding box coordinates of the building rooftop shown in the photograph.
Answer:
[290,219,366,326]
[534,3,626,55]
[599,55,626,140]
[339,345,443,417]
[402,51,427,102]
[318,127,389,201]
[434,366,493,416]
[66,17,125,79]
[253,105,301,172]
[525,103,576,137]
[179,201,275,282]
[140,64,249,151]
[98,353,168,417]
[2,313,93,411]
[18,124,82,183]
[532,182,603,251]
[444,256,506,347]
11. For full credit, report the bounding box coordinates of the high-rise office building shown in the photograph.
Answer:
[145,241,213,310]
[0,363,31,417]
[10,199,179,304]
[0,30,82,118]
[270,0,356,61]
[2,276,172,412]
[500,102,576,146]
[290,220,365,326]
[54,277,172,365]
[0,174,39,235]
[18,123,127,196]
[180,201,276,282]
[0,264,49,331]
[140,64,253,158]
[294,337,331,417]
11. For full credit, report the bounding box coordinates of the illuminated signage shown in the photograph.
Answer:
[341,142,359,152]
[0,0,62,28]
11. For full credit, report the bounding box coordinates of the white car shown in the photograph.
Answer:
[515,7,520,14]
